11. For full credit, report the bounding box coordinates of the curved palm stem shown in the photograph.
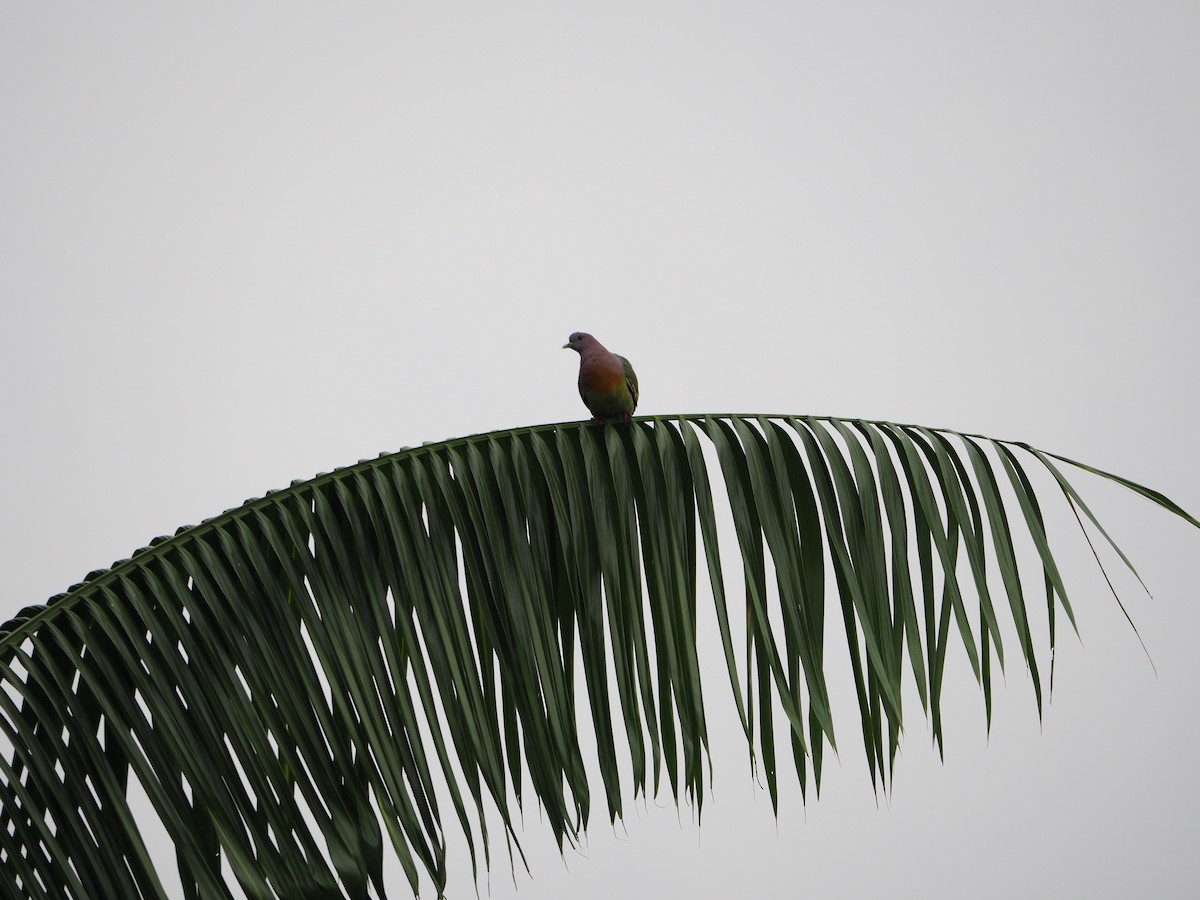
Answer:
[0,414,1194,899]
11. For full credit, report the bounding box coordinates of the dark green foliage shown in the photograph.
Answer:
[0,416,1193,898]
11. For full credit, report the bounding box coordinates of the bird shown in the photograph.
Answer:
[563,332,639,423]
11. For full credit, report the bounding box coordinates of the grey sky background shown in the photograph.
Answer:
[2,3,1198,898]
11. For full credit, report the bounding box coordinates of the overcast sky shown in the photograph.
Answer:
[2,4,1198,898]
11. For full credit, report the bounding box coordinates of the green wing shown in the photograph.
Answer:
[618,355,639,410]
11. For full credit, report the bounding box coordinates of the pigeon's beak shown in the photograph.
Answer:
[562,342,571,349]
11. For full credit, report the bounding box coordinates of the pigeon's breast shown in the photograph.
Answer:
[578,360,625,396]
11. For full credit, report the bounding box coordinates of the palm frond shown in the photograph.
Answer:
[1,415,1193,898]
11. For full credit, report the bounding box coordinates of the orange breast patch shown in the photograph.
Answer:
[579,365,625,394]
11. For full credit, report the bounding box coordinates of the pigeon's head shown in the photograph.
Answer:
[563,332,599,353]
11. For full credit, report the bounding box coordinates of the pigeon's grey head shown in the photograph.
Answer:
[563,332,599,353]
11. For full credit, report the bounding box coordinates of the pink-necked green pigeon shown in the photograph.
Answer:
[563,332,639,423]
